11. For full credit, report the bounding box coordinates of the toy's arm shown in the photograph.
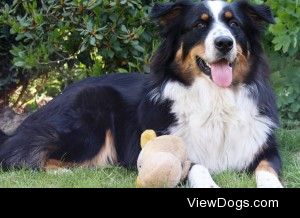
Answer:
[180,160,191,182]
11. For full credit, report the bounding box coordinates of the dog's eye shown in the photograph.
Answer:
[229,20,239,28]
[194,22,206,29]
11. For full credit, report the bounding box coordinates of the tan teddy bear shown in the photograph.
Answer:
[136,130,191,188]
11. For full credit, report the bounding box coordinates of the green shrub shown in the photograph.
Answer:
[263,0,300,127]
[0,0,157,106]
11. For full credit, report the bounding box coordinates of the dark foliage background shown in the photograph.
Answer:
[0,0,299,127]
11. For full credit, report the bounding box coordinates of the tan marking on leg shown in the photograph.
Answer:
[45,130,117,170]
[44,159,74,174]
[256,160,277,175]
[44,159,75,171]
[82,130,117,167]
[45,159,65,170]
[255,160,283,188]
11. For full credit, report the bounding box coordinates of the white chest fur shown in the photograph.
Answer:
[162,78,274,173]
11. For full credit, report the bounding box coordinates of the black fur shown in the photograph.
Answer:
[0,130,7,146]
[0,0,281,175]
[0,74,150,169]
[248,133,282,175]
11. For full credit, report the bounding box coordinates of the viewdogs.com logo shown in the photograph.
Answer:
[187,198,279,211]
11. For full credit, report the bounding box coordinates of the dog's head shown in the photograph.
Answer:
[151,0,274,87]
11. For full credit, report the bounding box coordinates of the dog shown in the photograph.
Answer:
[0,0,283,188]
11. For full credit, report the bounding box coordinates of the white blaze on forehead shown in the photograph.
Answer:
[204,0,237,63]
[206,0,227,22]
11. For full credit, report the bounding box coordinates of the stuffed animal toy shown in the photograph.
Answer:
[136,130,191,188]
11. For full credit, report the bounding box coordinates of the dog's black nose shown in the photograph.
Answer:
[214,36,233,53]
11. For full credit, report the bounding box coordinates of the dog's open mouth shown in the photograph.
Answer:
[196,56,233,88]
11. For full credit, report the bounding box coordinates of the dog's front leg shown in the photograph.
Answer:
[187,164,219,188]
[255,160,283,188]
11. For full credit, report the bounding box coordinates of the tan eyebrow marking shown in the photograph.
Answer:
[200,13,209,21]
[225,11,233,19]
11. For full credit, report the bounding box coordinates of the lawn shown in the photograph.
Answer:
[0,128,299,188]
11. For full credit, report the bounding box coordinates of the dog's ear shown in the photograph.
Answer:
[236,0,275,25]
[150,1,191,33]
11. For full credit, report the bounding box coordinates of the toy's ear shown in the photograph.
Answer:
[236,0,275,25]
[140,130,157,149]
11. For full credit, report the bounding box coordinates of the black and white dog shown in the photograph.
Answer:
[0,0,283,188]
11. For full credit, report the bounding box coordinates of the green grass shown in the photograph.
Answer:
[0,129,299,188]
[0,167,137,188]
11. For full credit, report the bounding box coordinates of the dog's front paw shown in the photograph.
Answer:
[256,171,284,188]
[187,165,219,188]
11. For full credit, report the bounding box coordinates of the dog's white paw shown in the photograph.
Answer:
[188,165,219,188]
[256,171,283,188]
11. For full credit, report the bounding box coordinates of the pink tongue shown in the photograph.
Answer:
[211,60,232,88]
